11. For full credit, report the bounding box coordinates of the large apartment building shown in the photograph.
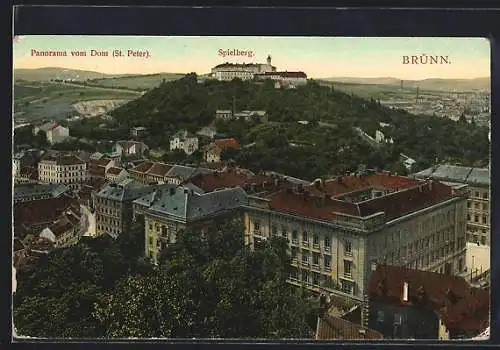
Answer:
[38,153,87,190]
[414,165,490,246]
[133,185,248,263]
[211,55,276,81]
[242,173,467,303]
[94,178,157,238]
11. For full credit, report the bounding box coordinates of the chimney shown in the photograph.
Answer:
[402,281,409,302]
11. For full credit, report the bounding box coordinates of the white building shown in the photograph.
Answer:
[38,153,87,190]
[256,71,308,87]
[33,121,70,144]
[169,130,199,155]
[211,55,276,81]
[105,167,129,183]
[114,140,149,159]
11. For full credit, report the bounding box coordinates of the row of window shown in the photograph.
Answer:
[261,222,353,255]
[467,234,487,245]
[39,171,86,178]
[467,214,489,225]
[471,190,489,199]
[467,201,489,211]
[97,215,121,226]
[39,165,85,171]
[289,269,355,294]
[96,224,120,234]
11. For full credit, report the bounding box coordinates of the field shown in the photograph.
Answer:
[88,73,187,90]
[13,81,139,121]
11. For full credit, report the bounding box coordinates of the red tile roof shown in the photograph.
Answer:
[268,190,359,220]
[89,158,113,167]
[129,161,154,173]
[368,265,490,334]
[214,138,241,151]
[46,216,75,238]
[267,177,454,222]
[106,166,124,175]
[316,314,383,340]
[14,196,79,234]
[308,173,421,197]
[40,154,85,166]
[189,169,271,192]
[441,288,490,334]
[147,162,172,177]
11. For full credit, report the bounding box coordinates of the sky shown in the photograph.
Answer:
[13,36,490,80]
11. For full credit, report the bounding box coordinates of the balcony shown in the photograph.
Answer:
[299,260,311,268]
[312,243,320,250]
[343,271,353,279]
[344,250,353,257]
[302,241,309,247]
[324,265,332,272]
[291,239,299,245]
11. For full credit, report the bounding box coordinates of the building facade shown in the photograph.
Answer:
[414,165,490,246]
[242,174,468,304]
[33,121,70,144]
[169,130,199,155]
[128,161,172,184]
[14,183,69,204]
[211,55,276,81]
[134,185,248,264]
[93,179,157,238]
[38,153,87,190]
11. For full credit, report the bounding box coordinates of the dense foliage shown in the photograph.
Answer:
[108,75,489,179]
[13,218,318,338]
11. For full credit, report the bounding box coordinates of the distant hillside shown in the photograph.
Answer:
[13,67,135,82]
[89,73,188,90]
[322,77,490,92]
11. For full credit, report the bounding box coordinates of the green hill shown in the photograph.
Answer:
[104,74,489,180]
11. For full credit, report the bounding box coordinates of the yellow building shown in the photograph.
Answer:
[133,185,247,264]
[243,173,467,304]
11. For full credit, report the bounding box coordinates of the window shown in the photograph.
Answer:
[292,230,298,242]
[302,231,309,244]
[376,310,385,323]
[254,220,260,232]
[313,252,320,265]
[271,225,278,236]
[475,215,479,222]
[301,251,309,263]
[483,192,488,199]
[324,236,331,250]
[482,215,487,224]
[481,236,486,245]
[394,313,403,326]
[291,247,298,260]
[313,272,320,286]
[483,203,488,211]
[474,202,480,209]
[341,281,353,294]
[344,260,352,277]
[345,240,352,256]
[313,234,319,246]
[475,191,480,198]
[281,226,287,238]
[324,255,331,270]
[301,270,309,283]
[467,201,471,208]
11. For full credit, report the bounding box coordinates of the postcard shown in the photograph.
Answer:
[12,35,490,341]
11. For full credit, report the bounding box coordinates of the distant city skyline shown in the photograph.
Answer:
[13,36,490,80]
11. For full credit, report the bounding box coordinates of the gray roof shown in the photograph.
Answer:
[14,183,69,201]
[96,178,157,202]
[414,165,490,186]
[166,165,214,181]
[467,168,490,186]
[90,152,104,160]
[134,185,248,223]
